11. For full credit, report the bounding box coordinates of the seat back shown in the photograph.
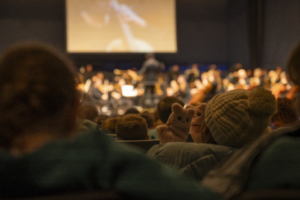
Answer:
[117,139,160,152]
[6,190,123,200]
[106,134,117,139]
[233,189,300,200]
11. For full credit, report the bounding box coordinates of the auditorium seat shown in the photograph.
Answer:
[5,190,124,200]
[233,189,300,200]
[117,139,160,152]
[106,134,117,139]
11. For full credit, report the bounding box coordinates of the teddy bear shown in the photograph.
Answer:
[157,103,195,144]
[186,103,208,143]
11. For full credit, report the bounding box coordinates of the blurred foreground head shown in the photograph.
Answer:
[287,40,300,87]
[287,40,300,118]
[0,43,77,151]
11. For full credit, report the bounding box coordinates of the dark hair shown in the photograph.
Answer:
[271,98,297,129]
[77,105,98,122]
[124,107,140,115]
[102,117,121,134]
[157,96,184,123]
[287,40,300,116]
[116,114,147,140]
[287,40,300,86]
[0,43,77,149]
[95,115,109,127]
[140,112,154,129]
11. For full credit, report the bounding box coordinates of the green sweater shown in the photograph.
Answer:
[0,121,221,200]
[247,136,300,189]
[201,125,300,199]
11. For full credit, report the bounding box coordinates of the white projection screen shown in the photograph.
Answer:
[66,0,177,53]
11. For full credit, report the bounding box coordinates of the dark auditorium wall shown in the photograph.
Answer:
[0,0,300,70]
[226,0,300,70]
[227,0,249,69]
[174,0,228,64]
[0,0,66,52]
[262,0,300,70]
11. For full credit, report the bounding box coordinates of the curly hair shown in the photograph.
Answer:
[0,43,77,149]
[116,114,147,140]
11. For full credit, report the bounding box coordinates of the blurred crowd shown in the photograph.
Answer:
[77,62,299,116]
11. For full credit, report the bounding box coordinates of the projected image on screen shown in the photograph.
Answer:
[66,0,177,53]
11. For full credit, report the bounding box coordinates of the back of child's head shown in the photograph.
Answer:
[102,117,121,134]
[124,107,140,115]
[0,42,77,150]
[157,96,184,123]
[116,114,148,140]
[205,87,277,148]
[77,105,98,122]
[140,112,154,129]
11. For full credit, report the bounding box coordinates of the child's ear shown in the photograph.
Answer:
[172,103,183,113]
[186,108,195,117]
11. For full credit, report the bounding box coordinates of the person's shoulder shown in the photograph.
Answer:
[151,142,234,152]
[247,135,300,190]
[262,135,300,159]
[147,142,234,160]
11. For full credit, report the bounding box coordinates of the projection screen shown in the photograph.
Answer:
[66,0,177,53]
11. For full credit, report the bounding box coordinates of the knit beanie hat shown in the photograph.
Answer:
[205,87,277,148]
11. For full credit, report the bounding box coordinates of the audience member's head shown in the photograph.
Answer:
[153,109,163,127]
[172,65,179,71]
[124,107,140,115]
[247,69,252,77]
[140,112,154,129]
[205,87,277,148]
[237,69,247,79]
[116,114,148,140]
[234,63,243,72]
[86,64,93,72]
[101,117,121,134]
[0,43,78,152]
[95,115,109,127]
[254,68,262,78]
[271,98,298,129]
[157,96,184,123]
[77,105,98,122]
